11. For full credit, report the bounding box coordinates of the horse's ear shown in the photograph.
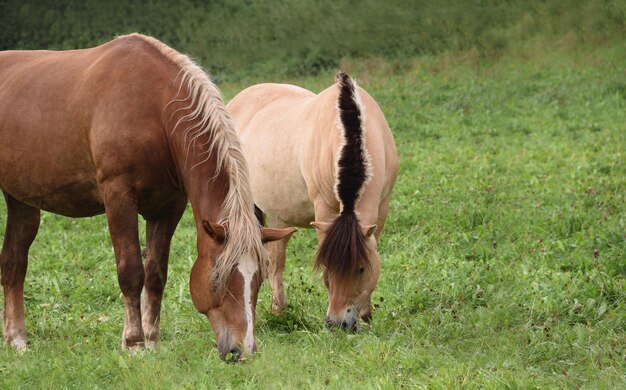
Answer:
[202,220,227,244]
[261,227,298,243]
[360,224,377,238]
[310,221,332,233]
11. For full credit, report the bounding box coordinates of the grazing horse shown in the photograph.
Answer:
[228,72,398,329]
[0,33,295,360]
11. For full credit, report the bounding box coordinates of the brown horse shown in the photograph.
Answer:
[228,72,398,329]
[0,34,295,360]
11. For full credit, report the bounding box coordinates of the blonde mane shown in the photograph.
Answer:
[120,33,266,288]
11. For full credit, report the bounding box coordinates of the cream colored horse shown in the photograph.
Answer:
[228,72,398,329]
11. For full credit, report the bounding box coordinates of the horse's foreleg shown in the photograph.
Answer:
[374,193,392,241]
[101,184,145,351]
[141,198,186,349]
[0,193,40,350]
[267,235,291,315]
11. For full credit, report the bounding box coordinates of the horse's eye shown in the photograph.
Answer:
[359,267,365,274]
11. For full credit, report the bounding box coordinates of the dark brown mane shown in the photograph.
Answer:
[314,71,372,279]
[334,71,369,212]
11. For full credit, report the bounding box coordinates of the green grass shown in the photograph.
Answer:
[1,41,625,388]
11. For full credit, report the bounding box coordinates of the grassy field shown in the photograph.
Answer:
[1,39,625,388]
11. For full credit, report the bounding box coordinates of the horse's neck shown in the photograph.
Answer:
[166,124,227,223]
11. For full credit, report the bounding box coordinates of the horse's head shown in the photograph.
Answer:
[189,221,296,361]
[312,216,379,331]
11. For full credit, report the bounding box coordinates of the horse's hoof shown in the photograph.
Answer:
[127,342,146,354]
[145,340,158,350]
[122,339,146,353]
[271,303,285,315]
[6,337,29,353]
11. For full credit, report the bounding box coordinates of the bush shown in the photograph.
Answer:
[1,0,625,79]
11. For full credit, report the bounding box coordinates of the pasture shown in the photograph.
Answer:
[1,39,625,388]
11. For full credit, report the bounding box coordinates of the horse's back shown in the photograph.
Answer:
[0,36,179,216]
[229,83,321,169]
[229,83,315,131]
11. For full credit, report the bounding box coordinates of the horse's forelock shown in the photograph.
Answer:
[314,213,371,280]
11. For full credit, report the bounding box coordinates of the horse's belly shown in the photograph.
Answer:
[3,177,104,217]
[0,128,104,216]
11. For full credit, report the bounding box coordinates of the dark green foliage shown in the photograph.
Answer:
[2,0,625,79]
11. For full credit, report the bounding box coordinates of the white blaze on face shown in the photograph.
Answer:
[237,253,258,355]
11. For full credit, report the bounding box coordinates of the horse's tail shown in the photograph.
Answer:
[314,71,372,278]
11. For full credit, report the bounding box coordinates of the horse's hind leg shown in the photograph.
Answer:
[100,183,145,351]
[141,198,186,349]
[0,193,40,349]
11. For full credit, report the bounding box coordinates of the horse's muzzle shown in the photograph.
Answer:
[219,344,244,363]
[217,331,246,363]
[325,315,357,332]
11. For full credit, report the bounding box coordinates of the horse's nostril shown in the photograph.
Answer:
[325,316,333,328]
[341,319,357,332]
